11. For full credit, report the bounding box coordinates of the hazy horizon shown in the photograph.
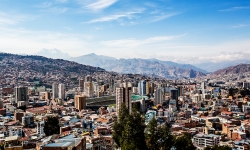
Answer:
[0,0,250,64]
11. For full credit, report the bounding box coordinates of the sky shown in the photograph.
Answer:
[0,0,250,64]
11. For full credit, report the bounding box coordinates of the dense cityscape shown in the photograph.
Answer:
[0,52,249,150]
[1,0,249,150]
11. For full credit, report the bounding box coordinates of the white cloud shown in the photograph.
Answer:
[231,24,248,28]
[85,0,118,11]
[219,6,250,12]
[35,2,68,14]
[151,13,180,22]
[0,27,92,56]
[85,10,143,23]
[55,0,68,3]
[101,34,184,48]
[0,12,35,25]
[40,7,68,14]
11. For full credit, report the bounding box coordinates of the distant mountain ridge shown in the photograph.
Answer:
[211,63,250,76]
[69,53,207,79]
[193,60,250,72]
[0,52,107,80]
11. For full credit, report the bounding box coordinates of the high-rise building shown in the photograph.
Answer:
[79,79,84,92]
[37,121,44,135]
[177,86,183,97]
[116,82,132,116]
[155,88,164,105]
[109,78,114,92]
[58,83,65,100]
[85,75,92,82]
[146,82,150,95]
[84,76,93,97]
[138,81,146,95]
[44,92,50,100]
[15,86,28,103]
[170,88,179,109]
[170,88,178,100]
[243,82,250,89]
[74,95,86,111]
[201,81,206,90]
[148,82,154,96]
[52,83,58,99]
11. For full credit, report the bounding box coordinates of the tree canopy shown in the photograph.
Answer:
[44,116,60,136]
[112,103,195,150]
[113,104,147,150]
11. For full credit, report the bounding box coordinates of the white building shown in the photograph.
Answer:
[37,121,45,135]
[193,133,220,149]
[58,83,65,100]
[52,83,59,99]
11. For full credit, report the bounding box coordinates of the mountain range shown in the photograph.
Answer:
[69,53,206,79]
[32,49,250,79]
[211,64,250,76]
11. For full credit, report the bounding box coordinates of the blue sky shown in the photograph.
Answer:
[0,0,250,64]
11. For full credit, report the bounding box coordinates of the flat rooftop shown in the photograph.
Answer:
[45,142,72,147]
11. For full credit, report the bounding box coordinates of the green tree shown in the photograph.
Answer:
[145,118,161,150]
[159,124,173,150]
[112,104,148,150]
[145,118,173,150]
[112,103,129,147]
[122,107,148,150]
[44,116,60,136]
[204,145,231,150]
[173,132,196,150]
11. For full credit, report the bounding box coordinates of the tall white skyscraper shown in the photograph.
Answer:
[58,83,65,99]
[52,83,58,99]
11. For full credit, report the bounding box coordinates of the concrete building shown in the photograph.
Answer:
[170,88,178,100]
[22,114,34,127]
[243,82,250,89]
[109,78,114,92]
[79,79,84,92]
[52,83,58,99]
[138,80,146,95]
[84,76,93,97]
[58,83,65,100]
[177,86,183,96]
[74,95,86,111]
[15,86,28,103]
[193,133,220,149]
[170,88,178,109]
[154,88,164,105]
[37,121,44,135]
[116,82,132,115]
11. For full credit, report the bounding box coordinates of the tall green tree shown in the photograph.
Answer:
[145,118,173,150]
[159,124,173,150]
[173,132,196,150]
[44,116,60,136]
[112,103,129,147]
[145,118,161,150]
[112,104,148,150]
